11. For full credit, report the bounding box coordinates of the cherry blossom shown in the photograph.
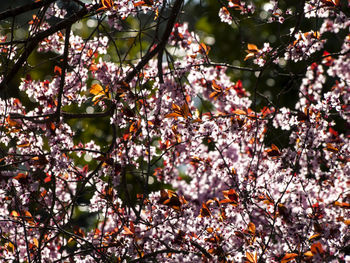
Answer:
[0,0,349,262]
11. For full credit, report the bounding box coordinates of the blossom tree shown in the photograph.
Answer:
[0,0,349,262]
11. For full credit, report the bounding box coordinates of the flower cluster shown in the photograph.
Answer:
[0,0,349,262]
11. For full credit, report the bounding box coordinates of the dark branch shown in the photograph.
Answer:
[0,0,56,21]
[123,0,184,84]
[55,25,71,123]
[9,106,114,122]
[0,4,91,92]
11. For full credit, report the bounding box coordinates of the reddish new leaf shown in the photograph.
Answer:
[281,253,298,263]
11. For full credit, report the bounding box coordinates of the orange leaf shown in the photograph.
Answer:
[309,233,321,240]
[199,202,212,217]
[28,14,40,25]
[101,0,114,9]
[281,253,298,263]
[54,65,62,75]
[181,103,191,119]
[247,222,256,235]
[210,80,224,100]
[247,43,259,52]
[134,0,153,6]
[259,192,274,205]
[245,44,259,61]
[158,190,183,210]
[244,53,256,61]
[134,1,145,6]
[123,225,134,236]
[266,144,281,158]
[11,211,19,217]
[212,80,222,92]
[165,103,191,119]
[191,118,203,123]
[321,0,339,6]
[129,221,135,233]
[221,189,239,206]
[199,43,210,55]
[90,83,105,96]
[278,203,289,218]
[129,119,141,134]
[343,219,350,225]
[158,189,169,204]
[245,251,257,263]
[334,201,350,208]
[230,0,243,9]
[304,251,313,257]
[171,102,181,112]
[49,122,56,131]
[5,242,15,253]
[221,6,230,15]
[222,189,239,201]
[325,143,339,152]
[17,142,30,148]
[24,210,32,218]
[33,238,39,247]
[89,63,99,71]
[40,189,47,198]
[220,198,235,204]
[220,191,239,205]
[117,81,130,96]
[206,227,214,233]
[90,84,110,103]
[6,115,20,127]
[233,109,247,115]
[311,242,324,255]
[14,173,27,181]
[44,173,51,183]
[163,196,182,210]
[165,112,183,118]
[209,91,221,100]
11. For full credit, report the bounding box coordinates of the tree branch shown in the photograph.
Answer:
[55,24,71,123]
[0,0,56,21]
[0,4,91,92]
[8,107,114,123]
[123,0,184,84]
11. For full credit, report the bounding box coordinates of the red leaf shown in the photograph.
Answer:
[334,201,350,208]
[54,65,62,75]
[123,225,134,235]
[14,173,27,181]
[44,173,51,183]
[247,222,256,235]
[245,251,257,263]
[165,103,191,119]
[281,253,298,263]
[266,144,281,158]
[325,143,339,153]
[199,202,212,217]
[311,242,324,255]
[101,0,114,9]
